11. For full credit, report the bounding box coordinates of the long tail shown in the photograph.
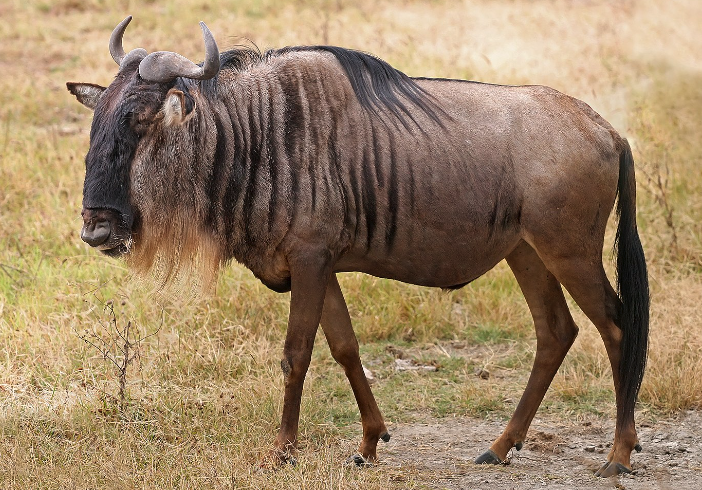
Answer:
[614,139,650,426]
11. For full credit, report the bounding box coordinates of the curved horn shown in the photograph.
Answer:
[109,16,133,66]
[138,22,220,83]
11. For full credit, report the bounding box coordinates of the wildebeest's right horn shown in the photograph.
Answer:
[138,22,220,83]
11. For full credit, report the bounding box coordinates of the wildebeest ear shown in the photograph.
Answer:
[66,82,106,110]
[162,88,194,127]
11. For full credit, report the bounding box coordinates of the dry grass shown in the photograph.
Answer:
[1,0,702,487]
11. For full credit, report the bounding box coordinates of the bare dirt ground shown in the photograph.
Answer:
[379,411,702,489]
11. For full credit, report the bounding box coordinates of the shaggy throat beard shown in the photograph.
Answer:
[125,213,224,291]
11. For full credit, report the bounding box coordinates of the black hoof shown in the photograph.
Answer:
[345,454,372,467]
[380,432,391,443]
[634,443,642,452]
[514,441,523,451]
[475,449,504,465]
[595,461,632,477]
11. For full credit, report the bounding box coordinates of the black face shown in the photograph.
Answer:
[79,61,169,256]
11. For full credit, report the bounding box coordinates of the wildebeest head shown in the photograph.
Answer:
[67,16,222,280]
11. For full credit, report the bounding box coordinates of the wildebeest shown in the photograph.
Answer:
[67,16,649,477]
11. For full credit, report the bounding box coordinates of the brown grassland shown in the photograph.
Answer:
[1,0,701,488]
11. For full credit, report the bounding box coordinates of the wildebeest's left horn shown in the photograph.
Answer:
[138,22,220,83]
[110,16,148,69]
[109,16,131,65]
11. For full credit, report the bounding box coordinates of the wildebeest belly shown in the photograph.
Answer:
[334,219,522,288]
[331,142,524,287]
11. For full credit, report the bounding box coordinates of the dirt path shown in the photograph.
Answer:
[380,411,702,489]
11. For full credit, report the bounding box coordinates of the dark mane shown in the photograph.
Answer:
[280,46,445,129]
[197,47,264,96]
[220,46,265,71]
[209,45,445,129]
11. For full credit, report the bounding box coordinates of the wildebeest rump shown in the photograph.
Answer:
[67,17,649,477]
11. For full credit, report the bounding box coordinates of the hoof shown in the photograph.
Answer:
[635,443,643,452]
[259,452,296,470]
[475,449,504,465]
[595,461,632,478]
[514,441,523,451]
[380,431,391,443]
[345,453,373,467]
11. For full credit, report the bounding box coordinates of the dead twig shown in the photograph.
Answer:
[76,295,161,414]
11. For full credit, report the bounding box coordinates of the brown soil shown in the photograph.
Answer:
[380,411,702,489]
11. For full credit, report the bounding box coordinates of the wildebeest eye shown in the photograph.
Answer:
[126,111,153,135]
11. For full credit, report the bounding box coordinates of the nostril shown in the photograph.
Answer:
[81,220,111,247]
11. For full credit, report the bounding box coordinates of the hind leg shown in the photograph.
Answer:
[476,241,579,464]
[539,252,640,476]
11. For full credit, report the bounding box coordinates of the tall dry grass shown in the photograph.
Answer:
[1,0,702,487]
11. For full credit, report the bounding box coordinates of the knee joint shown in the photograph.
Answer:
[329,340,359,366]
[280,358,292,381]
[280,351,313,382]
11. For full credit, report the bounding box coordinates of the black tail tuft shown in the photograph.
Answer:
[614,139,650,428]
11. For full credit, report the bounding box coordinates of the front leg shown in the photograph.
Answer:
[320,274,389,465]
[272,250,332,463]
